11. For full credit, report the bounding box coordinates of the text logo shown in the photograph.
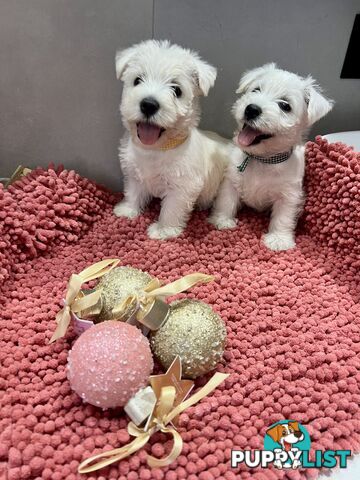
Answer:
[231,420,351,470]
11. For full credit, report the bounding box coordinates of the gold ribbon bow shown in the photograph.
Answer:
[113,273,214,327]
[49,259,120,343]
[78,371,229,473]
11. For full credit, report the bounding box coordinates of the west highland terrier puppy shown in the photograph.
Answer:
[113,39,230,240]
[209,63,333,251]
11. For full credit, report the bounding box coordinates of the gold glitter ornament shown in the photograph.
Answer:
[151,299,226,379]
[95,266,153,321]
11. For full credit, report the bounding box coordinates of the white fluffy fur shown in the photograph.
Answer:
[210,63,333,251]
[113,39,231,239]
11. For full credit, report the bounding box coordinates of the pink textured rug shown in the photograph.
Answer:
[1,138,359,480]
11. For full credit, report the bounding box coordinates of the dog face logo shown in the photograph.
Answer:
[264,420,310,470]
[267,421,304,451]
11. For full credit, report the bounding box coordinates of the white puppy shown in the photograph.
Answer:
[209,63,333,251]
[113,39,230,240]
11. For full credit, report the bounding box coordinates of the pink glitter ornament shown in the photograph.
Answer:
[67,321,153,409]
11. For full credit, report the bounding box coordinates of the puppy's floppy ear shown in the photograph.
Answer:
[115,46,136,80]
[266,424,283,444]
[236,63,277,94]
[288,421,300,431]
[192,57,217,96]
[304,77,334,125]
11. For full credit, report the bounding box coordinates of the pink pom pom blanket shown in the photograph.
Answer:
[0,137,359,480]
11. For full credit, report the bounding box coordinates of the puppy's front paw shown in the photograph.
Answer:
[147,222,183,240]
[262,232,295,251]
[113,202,140,219]
[292,459,301,469]
[208,214,238,230]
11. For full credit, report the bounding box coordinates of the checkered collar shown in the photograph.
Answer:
[237,148,293,173]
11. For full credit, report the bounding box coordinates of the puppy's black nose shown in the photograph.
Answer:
[245,104,262,121]
[294,431,303,439]
[140,97,160,117]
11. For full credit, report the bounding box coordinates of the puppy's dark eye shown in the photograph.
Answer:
[278,101,291,112]
[133,77,142,86]
[171,86,182,98]
[252,87,261,92]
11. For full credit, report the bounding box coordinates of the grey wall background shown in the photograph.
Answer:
[0,0,359,190]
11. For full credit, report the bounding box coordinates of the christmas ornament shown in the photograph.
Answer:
[67,321,153,409]
[151,299,226,378]
[96,266,153,321]
[112,272,214,330]
[50,256,215,342]
[78,356,229,473]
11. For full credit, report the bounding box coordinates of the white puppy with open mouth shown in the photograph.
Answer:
[209,63,333,251]
[113,39,230,240]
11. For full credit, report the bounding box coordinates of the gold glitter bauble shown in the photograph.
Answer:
[151,299,226,379]
[95,266,153,321]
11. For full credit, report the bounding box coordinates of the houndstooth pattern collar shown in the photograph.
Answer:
[237,148,293,173]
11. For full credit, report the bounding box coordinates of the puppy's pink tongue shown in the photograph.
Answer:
[137,123,161,145]
[237,125,260,147]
